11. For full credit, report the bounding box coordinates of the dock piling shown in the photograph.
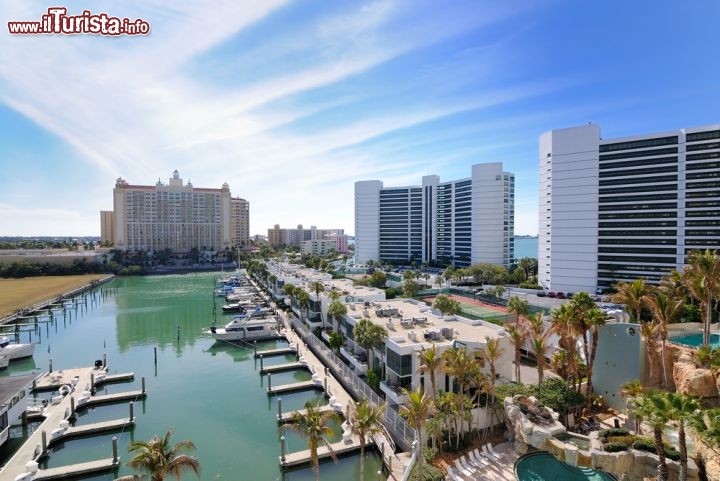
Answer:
[280,436,286,463]
[103,353,107,368]
[254,341,257,356]
[142,377,146,394]
[260,355,264,371]
[112,436,118,463]
[70,397,75,418]
[268,373,272,392]
[129,401,134,421]
[324,377,328,393]
[277,398,282,419]
[49,358,53,373]
[154,346,157,365]
[41,430,47,457]
[177,325,180,343]
[91,373,95,391]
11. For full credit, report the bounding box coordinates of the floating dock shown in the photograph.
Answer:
[32,458,120,480]
[280,435,368,467]
[49,418,134,446]
[254,346,297,358]
[83,390,146,407]
[267,380,323,395]
[277,404,338,423]
[260,361,307,374]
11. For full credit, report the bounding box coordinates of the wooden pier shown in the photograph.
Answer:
[277,404,338,423]
[32,368,134,392]
[83,390,146,407]
[280,434,369,468]
[260,361,307,374]
[32,458,120,480]
[254,346,297,358]
[97,372,135,384]
[267,380,323,395]
[49,418,134,446]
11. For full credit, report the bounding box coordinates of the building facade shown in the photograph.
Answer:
[230,197,250,247]
[540,123,720,292]
[301,239,337,256]
[267,224,345,248]
[355,163,515,267]
[103,170,236,254]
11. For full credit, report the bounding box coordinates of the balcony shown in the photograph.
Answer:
[340,347,368,375]
[305,316,323,330]
[380,380,410,405]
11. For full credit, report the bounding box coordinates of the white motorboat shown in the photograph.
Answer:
[0,337,35,361]
[206,315,282,342]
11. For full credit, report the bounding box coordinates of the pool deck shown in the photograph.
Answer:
[438,442,520,481]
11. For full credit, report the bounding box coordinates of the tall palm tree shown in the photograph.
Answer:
[309,281,325,305]
[527,313,550,385]
[505,323,527,384]
[123,430,200,481]
[441,346,479,447]
[640,321,661,387]
[612,279,650,323]
[279,401,341,481]
[632,393,670,481]
[353,319,388,375]
[662,392,701,481]
[399,388,434,480]
[417,343,442,397]
[296,290,310,322]
[619,378,645,432]
[507,296,530,324]
[645,290,684,388]
[682,249,720,346]
[570,295,606,408]
[326,300,347,332]
[483,336,504,389]
[550,304,578,387]
[690,407,720,452]
[350,400,386,481]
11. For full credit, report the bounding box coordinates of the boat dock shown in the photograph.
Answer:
[280,435,366,468]
[83,390,146,407]
[260,361,307,374]
[277,403,338,423]
[254,345,297,358]
[32,367,134,392]
[0,365,144,481]
[267,379,323,395]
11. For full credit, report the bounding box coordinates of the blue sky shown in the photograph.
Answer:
[1,0,719,237]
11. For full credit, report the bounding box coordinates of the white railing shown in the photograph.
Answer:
[289,315,414,451]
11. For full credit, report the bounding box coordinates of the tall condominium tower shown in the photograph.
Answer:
[231,197,250,247]
[355,162,515,267]
[102,170,236,253]
[540,124,720,293]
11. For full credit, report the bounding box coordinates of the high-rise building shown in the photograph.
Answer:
[103,170,238,254]
[540,123,720,293]
[355,162,515,267]
[231,197,250,247]
[267,224,345,248]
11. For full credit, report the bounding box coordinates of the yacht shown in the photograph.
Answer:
[0,337,35,361]
[206,315,283,342]
[0,374,36,447]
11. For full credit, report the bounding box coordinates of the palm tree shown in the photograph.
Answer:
[505,323,527,383]
[417,343,442,397]
[682,249,720,346]
[399,388,434,480]
[296,290,310,322]
[632,393,670,481]
[662,392,701,481]
[326,300,347,332]
[645,290,684,388]
[123,430,200,481]
[620,379,645,432]
[441,346,479,447]
[507,295,530,324]
[527,313,550,384]
[551,304,578,388]
[570,295,606,409]
[612,279,650,323]
[309,281,325,304]
[690,407,720,452]
[350,400,386,481]
[353,319,388,375]
[432,294,461,317]
[483,336,504,388]
[279,401,341,481]
[640,320,661,387]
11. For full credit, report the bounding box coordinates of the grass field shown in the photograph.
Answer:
[0,274,109,318]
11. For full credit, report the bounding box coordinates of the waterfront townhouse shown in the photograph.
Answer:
[540,124,720,293]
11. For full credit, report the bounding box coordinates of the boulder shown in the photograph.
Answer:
[673,357,718,398]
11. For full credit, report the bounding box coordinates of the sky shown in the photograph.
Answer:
[1,1,719,238]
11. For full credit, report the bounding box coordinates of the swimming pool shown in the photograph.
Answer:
[515,452,616,481]
[670,332,720,350]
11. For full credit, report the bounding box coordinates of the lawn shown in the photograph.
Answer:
[0,274,109,318]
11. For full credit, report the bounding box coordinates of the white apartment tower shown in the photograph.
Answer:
[355,163,514,267]
[106,170,234,254]
[540,124,720,293]
[230,197,250,247]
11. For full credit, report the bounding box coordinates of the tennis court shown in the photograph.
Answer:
[421,294,512,324]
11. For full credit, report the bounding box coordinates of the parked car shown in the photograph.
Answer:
[536,291,546,297]
[547,291,557,298]
[556,292,566,299]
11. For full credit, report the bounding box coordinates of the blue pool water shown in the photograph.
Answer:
[670,332,720,350]
[515,452,616,481]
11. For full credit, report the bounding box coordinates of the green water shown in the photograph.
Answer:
[515,452,616,481]
[0,273,385,481]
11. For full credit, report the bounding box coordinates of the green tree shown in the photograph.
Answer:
[441,346,480,447]
[432,294,461,317]
[527,313,550,385]
[632,393,670,481]
[645,290,684,388]
[506,323,527,384]
[350,400,386,481]
[353,319,388,375]
[417,343,442,398]
[690,407,720,451]
[570,293,606,409]
[279,401,341,481]
[327,300,348,332]
[123,430,200,481]
[662,392,701,481]
[399,388,434,480]
[612,279,650,323]
[681,249,720,346]
[403,279,420,298]
[507,295,530,323]
[328,331,344,353]
[296,290,310,322]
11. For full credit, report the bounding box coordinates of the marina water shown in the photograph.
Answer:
[0,273,385,480]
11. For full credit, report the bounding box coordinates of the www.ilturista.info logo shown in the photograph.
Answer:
[8,7,150,35]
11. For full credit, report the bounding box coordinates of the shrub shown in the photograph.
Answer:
[604,442,629,452]
[631,437,681,461]
[599,428,630,438]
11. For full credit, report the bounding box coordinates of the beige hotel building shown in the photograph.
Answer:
[101,170,249,254]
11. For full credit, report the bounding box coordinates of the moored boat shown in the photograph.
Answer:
[205,315,283,342]
[0,337,35,361]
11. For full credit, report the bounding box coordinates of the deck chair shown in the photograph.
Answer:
[483,444,501,461]
[454,459,474,477]
[487,443,504,459]
[470,449,488,467]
